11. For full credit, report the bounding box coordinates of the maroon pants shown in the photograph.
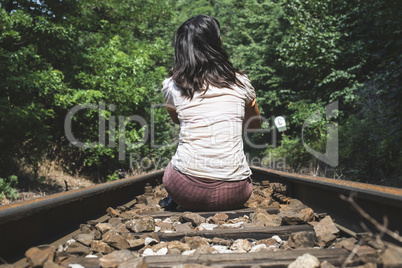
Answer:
[162,162,253,211]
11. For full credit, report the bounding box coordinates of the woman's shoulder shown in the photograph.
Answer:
[162,77,181,94]
[162,77,174,90]
[162,77,185,105]
[234,73,253,90]
[235,73,255,103]
[235,73,251,84]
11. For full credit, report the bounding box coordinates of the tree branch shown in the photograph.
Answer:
[340,193,402,243]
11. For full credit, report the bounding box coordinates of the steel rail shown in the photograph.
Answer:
[0,170,164,263]
[250,166,402,244]
[1,167,401,263]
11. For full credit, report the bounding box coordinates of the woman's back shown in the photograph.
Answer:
[163,74,255,180]
[161,14,260,211]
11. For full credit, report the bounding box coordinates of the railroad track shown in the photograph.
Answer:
[0,167,401,267]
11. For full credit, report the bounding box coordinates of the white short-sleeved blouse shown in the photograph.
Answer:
[162,74,256,181]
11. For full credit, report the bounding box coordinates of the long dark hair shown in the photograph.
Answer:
[168,15,245,99]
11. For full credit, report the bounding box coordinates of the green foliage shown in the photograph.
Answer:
[0,0,177,180]
[107,170,120,182]
[0,175,19,201]
[339,81,402,184]
[265,99,339,172]
[0,0,400,186]
[265,135,309,171]
[0,7,72,174]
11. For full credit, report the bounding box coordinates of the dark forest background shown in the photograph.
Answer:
[0,0,401,196]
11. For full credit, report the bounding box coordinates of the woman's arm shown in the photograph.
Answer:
[244,99,261,131]
[166,105,180,125]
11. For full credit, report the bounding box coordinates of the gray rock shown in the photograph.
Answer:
[54,251,69,265]
[194,245,215,255]
[146,196,158,205]
[156,222,175,232]
[284,199,307,212]
[320,260,336,268]
[106,207,120,218]
[65,242,90,255]
[288,253,320,268]
[183,236,209,250]
[221,222,245,229]
[153,186,167,199]
[122,232,137,241]
[250,244,270,252]
[287,231,316,248]
[139,233,160,244]
[197,223,218,230]
[278,207,314,225]
[314,216,339,247]
[211,213,229,224]
[127,217,155,232]
[102,229,130,250]
[175,222,193,232]
[136,195,148,204]
[79,224,93,234]
[120,211,138,219]
[91,240,114,254]
[270,201,281,208]
[116,223,130,234]
[150,242,168,253]
[257,238,277,247]
[74,233,94,246]
[230,239,252,252]
[59,256,100,268]
[249,244,277,253]
[99,250,135,268]
[117,206,127,212]
[25,245,55,267]
[179,212,206,227]
[261,187,273,197]
[250,208,279,227]
[281,243,292,250]
[168,248,181,255]
[167,241,191,252]
[144,237,158,246]
[96,223,114,234]
[108,218,124,228]
[92,230,102,240]
[127,238,145,249]
[333,237,357,249]
[210,237,232,247]
[211,245,231,254]
[278,199,314,225]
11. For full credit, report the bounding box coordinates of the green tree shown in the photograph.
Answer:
[0,0,178,180]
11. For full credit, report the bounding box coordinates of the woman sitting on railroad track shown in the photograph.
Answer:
[161,15,261,211]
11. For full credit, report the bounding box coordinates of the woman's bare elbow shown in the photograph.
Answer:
[244,100,261,130]
[244,116,261,131]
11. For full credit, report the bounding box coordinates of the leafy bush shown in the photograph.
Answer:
[0,175,19,201]
[107,170,120,182]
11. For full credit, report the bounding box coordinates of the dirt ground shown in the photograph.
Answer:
[0,162,96,206]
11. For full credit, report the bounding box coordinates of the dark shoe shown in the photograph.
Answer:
[159,197,178,211]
